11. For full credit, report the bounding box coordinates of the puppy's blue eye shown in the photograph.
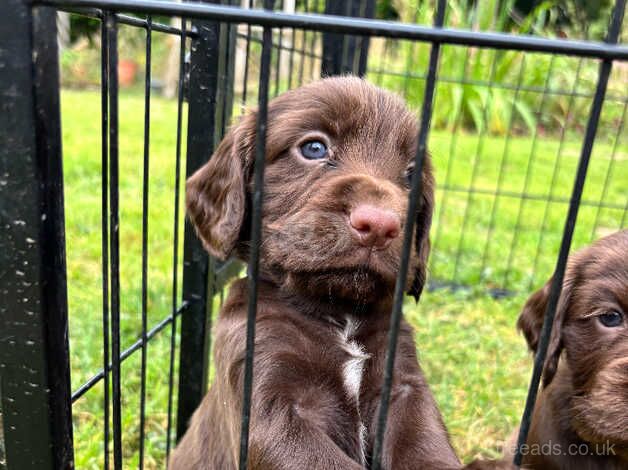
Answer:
[598,311,623,328]
[300,140,328,160]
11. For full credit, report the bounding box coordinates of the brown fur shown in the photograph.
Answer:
[170,77,460,469]
[516,229,628,469]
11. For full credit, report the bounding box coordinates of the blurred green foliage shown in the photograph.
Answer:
[368,0,625,136]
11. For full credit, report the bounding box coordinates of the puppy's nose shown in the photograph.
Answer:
[349,205,401,249]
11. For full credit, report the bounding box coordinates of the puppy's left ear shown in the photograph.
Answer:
[517,273,573,387]
[408,158,435,300]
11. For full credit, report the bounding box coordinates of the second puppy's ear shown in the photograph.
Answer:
[517,279,552,353]
[517,273,573,387]
[186,113,256,260]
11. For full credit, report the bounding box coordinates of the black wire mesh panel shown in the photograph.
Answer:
[1,0,626,469]
[369,45,628,296]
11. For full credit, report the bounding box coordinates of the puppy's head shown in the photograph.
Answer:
[517,229,628,450]
[186,77,433,303]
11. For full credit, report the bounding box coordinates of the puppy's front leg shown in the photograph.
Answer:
[220,313,365,470]
[376,378,460,470]
[368,324,461,470]
[247,411,364,470]
[244,366,365,470]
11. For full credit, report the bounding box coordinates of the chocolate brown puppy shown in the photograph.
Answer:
[169,77,460,469]
[516,229,628,469]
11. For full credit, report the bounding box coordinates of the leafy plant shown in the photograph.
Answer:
[367,0,622,137]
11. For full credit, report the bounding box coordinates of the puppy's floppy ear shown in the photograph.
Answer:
[186,113,256,260]
[517,273,573,387]
[408,158,435,300]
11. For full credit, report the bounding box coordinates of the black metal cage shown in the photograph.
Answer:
[0,0,626,468]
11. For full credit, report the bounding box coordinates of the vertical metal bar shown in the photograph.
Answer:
[217,6,237,138]
[401,6,423,98]
[241,0,254,110]
[528,58,584,290]
[503,55,557,287]
[449,51,500,282]
[589,97,627,240]
[224,19,237,134]
[287,27,296,89]
[514,0,625,465]
[0,3,74,469]
[321,0,343,76]
[176,0,222,442]
[105,13,123,470]
[138,15,152,470]
[477,55,528,284]
[308,0,320,80]
[371,1,446,469]
[428,44,473,279]
[166,19,187,462]
[357,0,375,77]
[321,0,373,77]
[297,0,308,86]
[274,25,283,96]
[339,0,353,73]
[100,14,111,470]
[239,2,274,468]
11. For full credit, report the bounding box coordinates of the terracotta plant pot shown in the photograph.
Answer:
[118,59,138,87]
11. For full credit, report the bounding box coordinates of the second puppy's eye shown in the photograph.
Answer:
[598,311,624,328]
[299,140,328,160]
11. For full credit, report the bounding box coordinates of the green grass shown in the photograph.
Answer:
[62,88,626,468]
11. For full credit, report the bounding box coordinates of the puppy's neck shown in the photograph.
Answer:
[282,290,392,320]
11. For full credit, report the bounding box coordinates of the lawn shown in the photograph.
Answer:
[62,88,626,468]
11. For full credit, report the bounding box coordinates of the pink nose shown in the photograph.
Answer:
[349,205,401,249]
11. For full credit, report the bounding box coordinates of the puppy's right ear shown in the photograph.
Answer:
[408,158,435,301]
[186,114,255,260]
[517,274,572,387]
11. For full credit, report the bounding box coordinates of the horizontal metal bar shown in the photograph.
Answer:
[236,31,323,60]
[71,301,190,402]
[55,5,198,36]
[35,0,628,60]
[368,67,628,103]
[439,184,626,210]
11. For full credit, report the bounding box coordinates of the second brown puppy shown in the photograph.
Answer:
[170,77,460,469]
[515,229,628,469]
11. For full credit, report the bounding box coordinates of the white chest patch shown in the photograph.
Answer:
[338,315,370,466]
[338,316,370,401]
